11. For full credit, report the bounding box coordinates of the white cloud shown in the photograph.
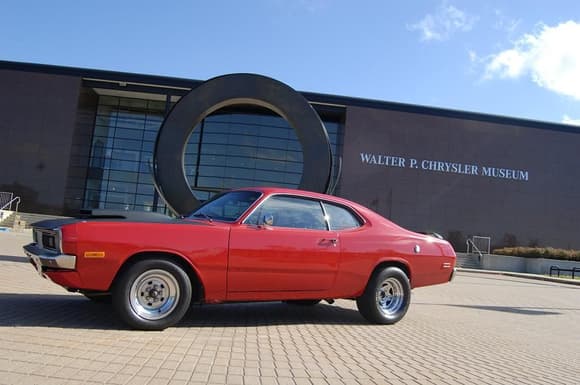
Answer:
[408,2,477,42]
[484,21,580,100]
[562,115,580,126]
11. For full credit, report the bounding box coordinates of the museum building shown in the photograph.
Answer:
[1,61,579,249]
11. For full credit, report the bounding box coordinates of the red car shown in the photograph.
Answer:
[24,187,456,330]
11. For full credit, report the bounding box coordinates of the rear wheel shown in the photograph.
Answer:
[356,266,410,324]
[112,259,192,330]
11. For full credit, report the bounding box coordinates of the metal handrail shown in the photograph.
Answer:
[549,265,579,279]
[0,196,21,213]
[466,239,483,259]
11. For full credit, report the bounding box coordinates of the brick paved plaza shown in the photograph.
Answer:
[0,231,578,385]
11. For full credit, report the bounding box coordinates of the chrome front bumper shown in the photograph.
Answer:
[23,243,76,276]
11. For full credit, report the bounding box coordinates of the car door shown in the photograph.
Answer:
[227,195,340,295]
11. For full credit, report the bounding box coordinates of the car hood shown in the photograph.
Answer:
[31,209,177,230]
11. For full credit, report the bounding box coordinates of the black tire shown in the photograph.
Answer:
[283,299,321,306]
[112,259,192,330]
[356,266,411,324]
[83,293,112,303]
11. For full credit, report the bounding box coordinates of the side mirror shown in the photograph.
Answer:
[262,214,274,226]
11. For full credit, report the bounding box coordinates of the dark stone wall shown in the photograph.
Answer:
[340,106,580,250]
[0,70,81,214]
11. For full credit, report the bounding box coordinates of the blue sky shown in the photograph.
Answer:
[1,1,579,125]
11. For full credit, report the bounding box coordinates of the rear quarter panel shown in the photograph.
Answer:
[332,210,455,296]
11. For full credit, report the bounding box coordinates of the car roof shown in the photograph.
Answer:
[231,186,372,213]
[228,186,409,233]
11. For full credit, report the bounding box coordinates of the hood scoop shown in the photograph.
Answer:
[78,209,171,221]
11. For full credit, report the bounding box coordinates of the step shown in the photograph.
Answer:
[0,210,15,227]
[455,252,482,269]
[0,212,71,229]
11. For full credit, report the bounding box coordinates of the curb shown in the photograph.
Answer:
[457,268,580,286]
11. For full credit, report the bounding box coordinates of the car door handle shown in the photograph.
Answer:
[319,238,337,247]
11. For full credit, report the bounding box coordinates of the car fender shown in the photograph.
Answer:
[115,248,206,290]
[371,257,413,287]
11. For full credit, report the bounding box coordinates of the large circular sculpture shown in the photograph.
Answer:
[153,73,332,216]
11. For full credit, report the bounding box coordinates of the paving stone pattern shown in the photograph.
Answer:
[0,232,578,385]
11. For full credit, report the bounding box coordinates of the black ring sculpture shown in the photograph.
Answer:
[153,73,333,216]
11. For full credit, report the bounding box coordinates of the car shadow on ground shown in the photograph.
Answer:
[447,304,563,315]
[181,301,367,327]
[0,293,368,330]
[414,302,565,315]
[0,254,28,263]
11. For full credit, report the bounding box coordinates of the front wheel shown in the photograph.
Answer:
[356,266,411,324]
[112,259,192,330]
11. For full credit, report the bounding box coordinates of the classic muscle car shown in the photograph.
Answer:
[24,187,456,330]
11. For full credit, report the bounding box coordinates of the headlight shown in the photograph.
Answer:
[42,233,57,250]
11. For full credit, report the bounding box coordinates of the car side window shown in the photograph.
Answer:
[245,195,327,230]
[323,202,362,231]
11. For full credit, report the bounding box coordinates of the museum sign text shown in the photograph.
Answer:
[359,153,529,181]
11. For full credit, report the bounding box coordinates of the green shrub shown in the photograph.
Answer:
[492,247,580,261]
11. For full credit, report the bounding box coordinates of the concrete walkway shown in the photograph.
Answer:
[458,267,580,286]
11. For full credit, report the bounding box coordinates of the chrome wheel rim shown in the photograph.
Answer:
[376,277,404,316]
[130,269,180,321]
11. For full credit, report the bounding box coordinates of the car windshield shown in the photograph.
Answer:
[187,190,262,222]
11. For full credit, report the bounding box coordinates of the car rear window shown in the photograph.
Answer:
[322,202,362,230]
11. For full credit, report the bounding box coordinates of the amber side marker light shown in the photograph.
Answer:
[84,251,106,258]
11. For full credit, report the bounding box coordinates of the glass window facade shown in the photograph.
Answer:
[85,94,342,213]
[84,95,168,212]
